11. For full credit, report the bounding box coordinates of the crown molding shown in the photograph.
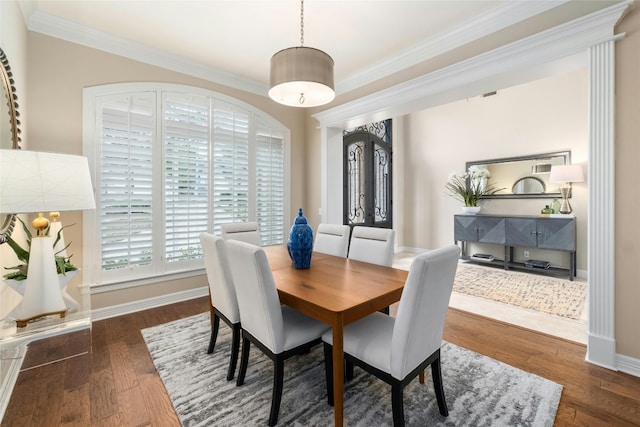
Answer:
[314,0,631,129]
[25,10,269,97]
[336,0,569,94]
[24,1,576,99]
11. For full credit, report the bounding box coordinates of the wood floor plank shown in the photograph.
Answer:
[138,373,180,427]
[116,385,151,426]
[59,383,91,426]
[89,368,118,423]
[108,341,138,392]
[31,359,67,427]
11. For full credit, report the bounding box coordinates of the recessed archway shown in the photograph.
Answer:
[314,2,629,371]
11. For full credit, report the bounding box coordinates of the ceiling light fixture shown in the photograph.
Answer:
[268,0,335,107]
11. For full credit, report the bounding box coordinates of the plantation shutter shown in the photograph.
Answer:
[255,120,285,245]
[98,93,155,272]
[211,102,250,235]
[163,93,210,263]
[87,84,290,286]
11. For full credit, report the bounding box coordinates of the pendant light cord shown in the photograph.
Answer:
[300,0,304,46]
[299,0,305,104]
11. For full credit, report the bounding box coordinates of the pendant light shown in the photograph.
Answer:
[269,0,335,107]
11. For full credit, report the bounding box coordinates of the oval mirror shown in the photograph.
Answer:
[512,176,546,194]
[0,48,22,244]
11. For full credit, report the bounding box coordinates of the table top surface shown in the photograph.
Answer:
[264,245,407,324]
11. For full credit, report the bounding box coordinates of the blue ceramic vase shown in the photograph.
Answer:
[287,208,313,269]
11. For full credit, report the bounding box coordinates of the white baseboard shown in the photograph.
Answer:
[91,286,209,321]
[617,353,640,378]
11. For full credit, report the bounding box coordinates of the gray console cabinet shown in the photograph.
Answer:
[454,214,577,280]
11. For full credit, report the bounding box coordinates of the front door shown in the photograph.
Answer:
[343,120,392,229]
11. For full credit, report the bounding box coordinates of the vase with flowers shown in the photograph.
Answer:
[445,166,505,214]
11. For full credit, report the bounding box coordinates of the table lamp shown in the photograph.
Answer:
[0,149,95,327]
[549,164,584,214]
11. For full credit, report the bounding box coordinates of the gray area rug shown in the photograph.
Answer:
[142,312,562,426]
[453,263,586,320]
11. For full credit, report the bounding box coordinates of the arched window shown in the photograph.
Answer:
[83,83,289,287]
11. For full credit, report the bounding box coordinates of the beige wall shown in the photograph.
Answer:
[403,69,588,271]
[614,2,640,359]
[23,33,306,310]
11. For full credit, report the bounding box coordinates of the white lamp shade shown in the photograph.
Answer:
[0,150,96,214]
[549,164,584,183]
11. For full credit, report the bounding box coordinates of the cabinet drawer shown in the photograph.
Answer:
[537,219,575,251]
[454,215,505,244]
[505,217,575,251]
[505,218,537,247]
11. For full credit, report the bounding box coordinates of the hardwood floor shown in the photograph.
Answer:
[2,296,639,426]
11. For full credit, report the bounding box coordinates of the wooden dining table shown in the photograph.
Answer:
[263,245,408,427]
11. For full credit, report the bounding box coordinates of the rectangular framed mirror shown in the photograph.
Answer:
[466,151,571,199]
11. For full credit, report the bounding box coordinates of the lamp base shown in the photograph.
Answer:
[13,236,68,328]
[14,309,67,328]
[559,186,573,214]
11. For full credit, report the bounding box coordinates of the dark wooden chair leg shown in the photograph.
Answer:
[431,357,449,416]
[346,360,354,380]
[207,312,220,354]
[323,342,334,406]
[419,370,425,384]
[391,381,405,427]
[268,358,285,426]
[227,323,241,381]
[236,336,250,387]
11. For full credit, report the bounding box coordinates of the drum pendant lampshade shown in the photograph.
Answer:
[268,0,335,107]
[269,46,334,107]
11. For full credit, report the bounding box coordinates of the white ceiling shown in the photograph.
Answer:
[18,1,607,98]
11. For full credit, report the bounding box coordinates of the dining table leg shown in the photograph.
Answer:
[332,315,344,427]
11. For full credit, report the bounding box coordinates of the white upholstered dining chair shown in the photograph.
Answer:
[224,240,331,427]
[322,245,460,427]
[220,221,262,246]
[313,223,351,257]
[347,225,395,267]
[347,225,396,314]
[199,232,241,381]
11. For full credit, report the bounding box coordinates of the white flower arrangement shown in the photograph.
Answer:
[467,164,491,179]
[445,166,504,207]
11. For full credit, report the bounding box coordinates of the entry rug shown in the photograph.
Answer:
[453,263,586,320]
[142,312,562,426]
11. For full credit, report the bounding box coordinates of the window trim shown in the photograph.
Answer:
[82,82,291,290]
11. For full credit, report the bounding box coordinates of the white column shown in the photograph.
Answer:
[320,126,344,224]
[586,40,616,369]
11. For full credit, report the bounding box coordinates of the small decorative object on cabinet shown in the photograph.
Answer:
[461,206,482,215]
[287,208,313,269]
